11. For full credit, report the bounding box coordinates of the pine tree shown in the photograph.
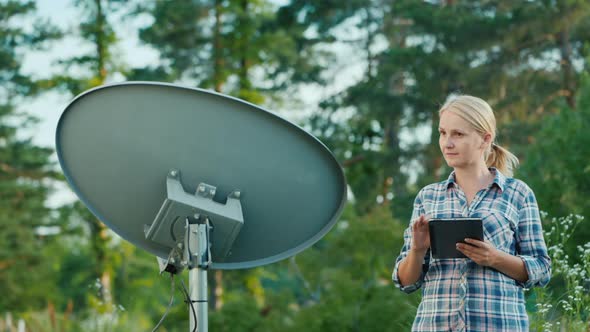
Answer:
[307,0,590,219]
[49,0,127,308]
[0,0,61,311]
[135,0,328,103]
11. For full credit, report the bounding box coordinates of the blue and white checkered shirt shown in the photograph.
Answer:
[392,168,551,331]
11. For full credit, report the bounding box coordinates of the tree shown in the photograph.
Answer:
[0,0,60,311]
[47,0,128,308]
[518,70,590,260]
[50,0,126,94]
[135,0,329,103]
[308,0,590,220]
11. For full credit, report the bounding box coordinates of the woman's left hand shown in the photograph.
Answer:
[456,238,499,267]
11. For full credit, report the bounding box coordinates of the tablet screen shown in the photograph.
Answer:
[428,218,483,259]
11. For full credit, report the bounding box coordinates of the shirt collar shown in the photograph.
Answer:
[445,171,457,188]
[445,167,506,192]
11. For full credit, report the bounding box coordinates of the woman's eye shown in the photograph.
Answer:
[456,132,464,137]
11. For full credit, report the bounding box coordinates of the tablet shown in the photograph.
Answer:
[428,218,483,259]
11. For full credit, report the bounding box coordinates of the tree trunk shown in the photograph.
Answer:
[558,26,575,109]
[428,109,443,181]
[89,219,113,306]
[238,0,251,96]
[93,0,111,307]
[214,270,223,309]
[99,226,112,304]
[213,0,223,93]
[95,0,107,81]
[209,1,225,311]
[364,6,374,78]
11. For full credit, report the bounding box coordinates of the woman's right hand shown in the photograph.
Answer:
[411,215,430,253]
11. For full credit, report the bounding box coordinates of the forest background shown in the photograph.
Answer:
[1,0,590,331]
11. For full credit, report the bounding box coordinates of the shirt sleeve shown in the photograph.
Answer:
[392,190,430,293]
[515,186,551,289]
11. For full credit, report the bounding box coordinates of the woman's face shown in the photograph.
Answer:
[438,110,490,170]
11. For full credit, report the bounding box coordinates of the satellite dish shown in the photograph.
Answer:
[56,82,346,331]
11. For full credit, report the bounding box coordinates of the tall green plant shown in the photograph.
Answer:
[528,214,590,331]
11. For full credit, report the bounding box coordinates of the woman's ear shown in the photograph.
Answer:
[481,133,493,148]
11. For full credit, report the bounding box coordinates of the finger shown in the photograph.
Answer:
[419,217,428,228]
[412,215,423,226]
[457,243,483,255]
[457,243,470,253]
[412,221,421,233]
[457,242,480,251]
[457,245,484,262]
[414,216,427,229]
[464,238,486,248]
[418,215,426,225]
[413,218,422,229]
[456,246,476,260]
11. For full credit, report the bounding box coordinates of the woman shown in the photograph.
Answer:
[392,95,551,331]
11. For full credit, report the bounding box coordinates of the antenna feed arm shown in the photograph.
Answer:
[185,218,212,270]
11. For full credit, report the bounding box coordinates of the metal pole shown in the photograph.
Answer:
[188,222,209,332]
[189,267,207,332]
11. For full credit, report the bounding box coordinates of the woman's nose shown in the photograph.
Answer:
[444,138,454,148]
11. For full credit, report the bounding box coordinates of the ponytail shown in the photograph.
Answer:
[486,143,519,177]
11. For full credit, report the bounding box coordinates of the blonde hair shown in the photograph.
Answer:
[439,95,519,177]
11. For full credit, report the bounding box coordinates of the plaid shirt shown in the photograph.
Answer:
[392,168,551,331]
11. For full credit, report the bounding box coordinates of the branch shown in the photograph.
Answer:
[342,154,366,167]
[535,89,572,115]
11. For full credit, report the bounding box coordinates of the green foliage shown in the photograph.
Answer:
[135,0,329,103]
[309,0,590,220]
[49,0,125,95]
[210,294,263,331]
[518,73,590,258]
[0,0,61,312]
[512,69,590,332]
[528,214,590,331]
[283,204,418,331]
[204,204,418,331]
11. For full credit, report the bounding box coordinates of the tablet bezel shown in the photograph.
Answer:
[428,218,483,259]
